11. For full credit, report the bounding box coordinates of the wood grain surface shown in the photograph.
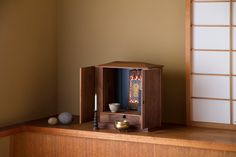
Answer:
[80,66,95,123]
[97,61,163,69]
[1,117,236,156]
[143,68,162,130]
[11,131,236,157]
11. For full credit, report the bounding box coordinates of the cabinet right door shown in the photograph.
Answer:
[142,68,162,130]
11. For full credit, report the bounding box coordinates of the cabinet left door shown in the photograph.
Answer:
[80,66,95,123]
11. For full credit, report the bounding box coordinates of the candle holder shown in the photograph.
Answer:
[93,110,98,131]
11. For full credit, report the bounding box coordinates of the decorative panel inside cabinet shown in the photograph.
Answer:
[187,0,235,129]
[192,51,230,74]
[192,99,230,124]
[193,2,230,25]
[193,27,230,50]
[192,75,230,99]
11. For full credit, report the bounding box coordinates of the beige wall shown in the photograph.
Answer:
[0,0,186,155]
[58,0,186,124]
[0,0,57,127]
[0,0,57,155]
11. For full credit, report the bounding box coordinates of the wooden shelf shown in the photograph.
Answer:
[2,117,236,152]
[0,124,22,137]
[101,110,141,116]
[23,122,236,152]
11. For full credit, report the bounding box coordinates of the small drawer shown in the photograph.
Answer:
[99,112,141,129]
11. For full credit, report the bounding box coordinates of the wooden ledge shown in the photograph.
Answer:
[23,123,236,152]
[0,124,22,137]
[1,118,236,152]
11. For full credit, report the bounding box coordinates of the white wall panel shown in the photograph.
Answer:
[233,3,236,25]
[194,0,230,1]
[234,102,236,124]
[192,99,230,124]
[234,77,236,100]
[193,2,230,25]
[190,0,233,127]
[192,75,230,99]
[233,27,236,50]
[234,52,236,74]
[192,51,230,74]
[193,27,230,50]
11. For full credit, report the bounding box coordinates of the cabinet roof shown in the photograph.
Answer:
[97,61,163,69]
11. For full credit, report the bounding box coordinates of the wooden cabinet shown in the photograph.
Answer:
[79,61,163,131]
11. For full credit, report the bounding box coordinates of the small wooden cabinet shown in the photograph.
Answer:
[80,61,163,131]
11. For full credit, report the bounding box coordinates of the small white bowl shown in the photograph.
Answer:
[109,103,120,113]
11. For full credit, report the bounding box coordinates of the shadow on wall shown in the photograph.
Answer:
[0,0,57,127]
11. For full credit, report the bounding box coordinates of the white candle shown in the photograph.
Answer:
[94,93,97,111]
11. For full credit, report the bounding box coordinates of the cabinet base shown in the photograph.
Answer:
[98,122,141,131]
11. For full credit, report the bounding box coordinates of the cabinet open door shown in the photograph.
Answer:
[142,68,162,130]
[79,66,95,124]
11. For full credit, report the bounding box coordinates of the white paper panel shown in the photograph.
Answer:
[234,3,236,25]
[194,0,230,1]
[234,27,236,50]
[234,102,236,124]
[192,75,230,99]
[193,2,230,25]
[193,27,230,50]
[234,77,236,100]
[192,99,230,124]
[234,52,236,74]
[192,51,230,74]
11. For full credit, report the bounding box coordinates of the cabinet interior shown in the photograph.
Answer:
[102,68,142,114]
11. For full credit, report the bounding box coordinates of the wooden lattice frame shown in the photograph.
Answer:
[186,0,236,129]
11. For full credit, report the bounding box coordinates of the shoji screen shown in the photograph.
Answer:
[186,0,236,129]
